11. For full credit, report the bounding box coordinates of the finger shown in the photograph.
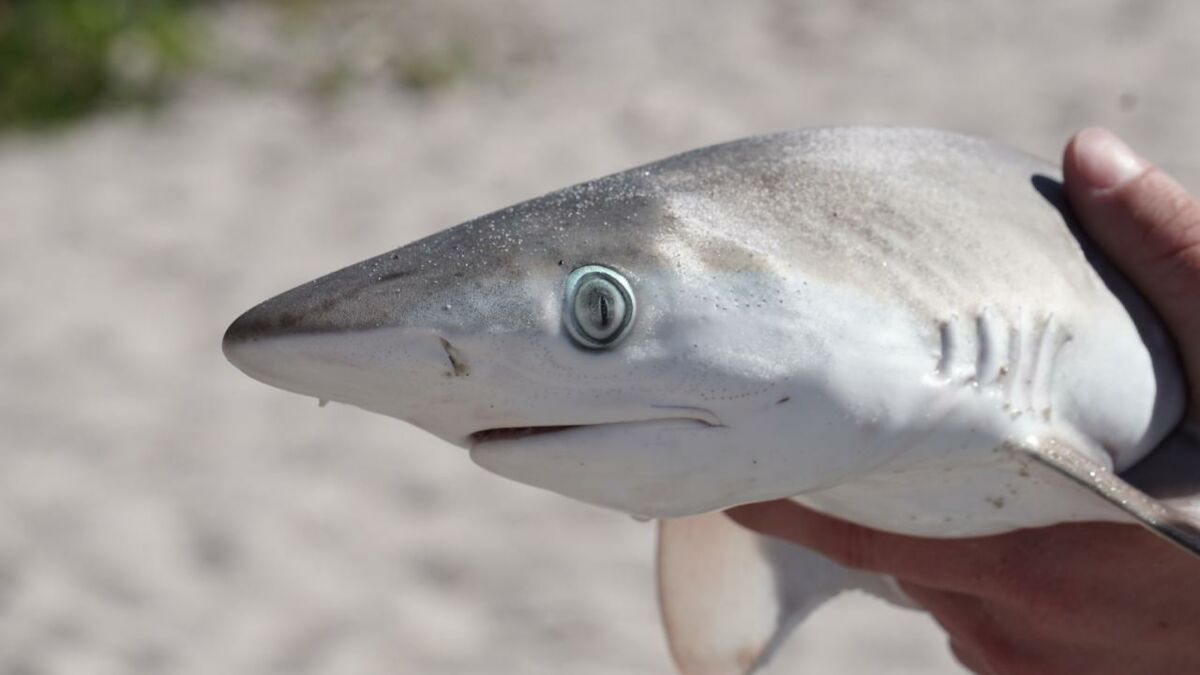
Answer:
[730,500,1186,603]
[726,500,1025,595]
[897,580,988,639]
[900,580,1100,675]
[1063,127,1200,407]
[896,581,996,674]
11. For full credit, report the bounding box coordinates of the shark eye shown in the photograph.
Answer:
[563,265,636,349]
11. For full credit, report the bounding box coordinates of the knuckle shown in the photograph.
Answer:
[1155,183,1200,235]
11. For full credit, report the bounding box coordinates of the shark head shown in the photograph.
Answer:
[224,131,961,518]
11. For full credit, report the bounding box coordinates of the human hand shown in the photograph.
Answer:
[727,128,1200,675]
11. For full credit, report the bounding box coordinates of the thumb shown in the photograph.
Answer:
[1063,127,1200,411]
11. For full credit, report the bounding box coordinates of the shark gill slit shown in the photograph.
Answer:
[975,311,996,385]
[936,320,956,378]
[1005,314,1023,410]
[1026,315,1056,414]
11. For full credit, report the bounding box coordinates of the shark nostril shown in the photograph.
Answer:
[438,337,469,377]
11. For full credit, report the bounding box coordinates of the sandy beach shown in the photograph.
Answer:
[3,1,1198,672]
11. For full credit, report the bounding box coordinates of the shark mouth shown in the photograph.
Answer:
[468,409,724,448]
[469,426,576,444]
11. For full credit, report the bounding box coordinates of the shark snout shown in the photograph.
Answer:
[222,290,346,389]
[222,300,307,347]
[222,239,450,391]
[225,305,461,397]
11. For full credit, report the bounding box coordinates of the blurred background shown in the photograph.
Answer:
[2,1,1198,673]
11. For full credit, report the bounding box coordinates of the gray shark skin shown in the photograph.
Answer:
[224,127,1198,674]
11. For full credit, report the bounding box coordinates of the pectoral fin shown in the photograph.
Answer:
[1029,426,1200,556]
[656,512,856,675]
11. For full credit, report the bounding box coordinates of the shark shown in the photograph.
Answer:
[223,127,1200,674]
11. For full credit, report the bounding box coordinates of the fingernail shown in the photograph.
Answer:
[1072,127,1147,189]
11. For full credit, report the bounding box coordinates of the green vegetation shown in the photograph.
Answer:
[391,44,473,93]
[0,0,204,130]
[0,1,480,131]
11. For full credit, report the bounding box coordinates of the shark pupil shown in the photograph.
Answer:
[563,265,636,349]
[575,279,623,339]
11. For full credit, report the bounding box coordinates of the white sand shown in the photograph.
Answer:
[2,1,1197,672]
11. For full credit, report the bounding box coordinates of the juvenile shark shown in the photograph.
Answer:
[224,127,1200,674]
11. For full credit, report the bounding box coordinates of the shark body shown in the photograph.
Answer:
[225,128,1198,673]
